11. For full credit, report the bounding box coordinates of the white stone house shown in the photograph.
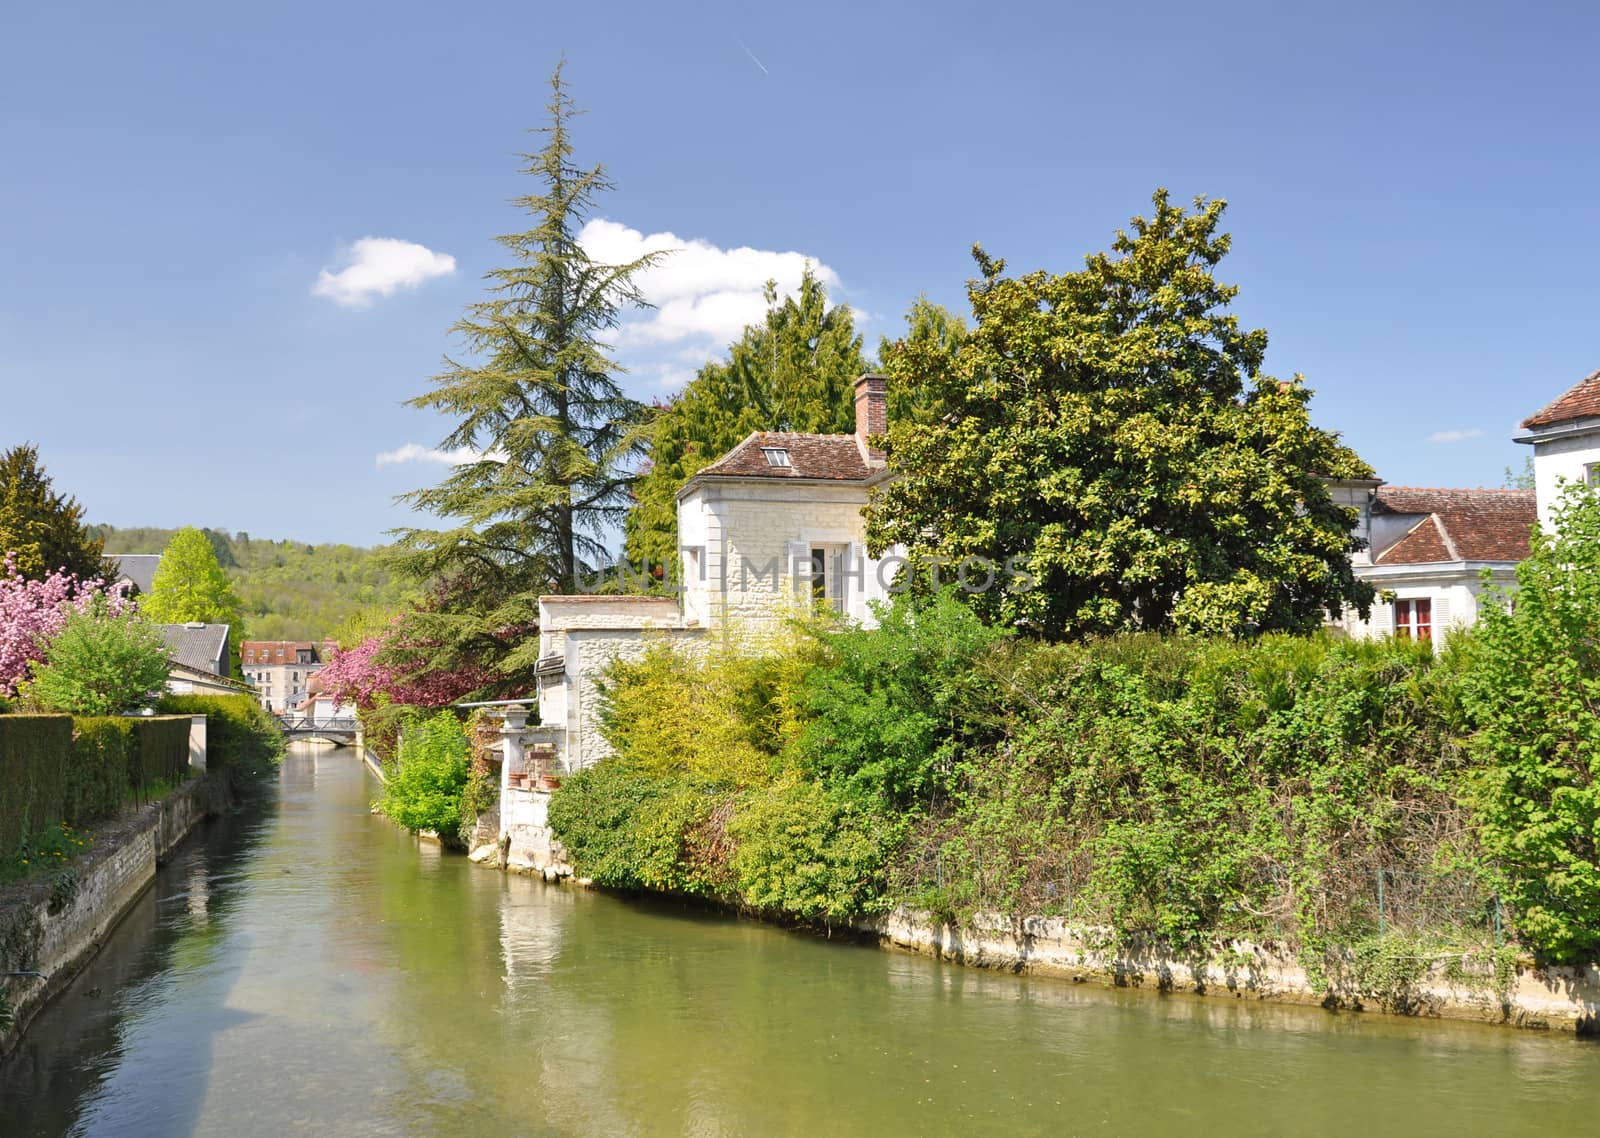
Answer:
[1336,484,1535,644]
[530,375,902,776]
[1515,367,1600,529]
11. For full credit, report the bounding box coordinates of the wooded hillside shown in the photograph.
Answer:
[89,525,409,641]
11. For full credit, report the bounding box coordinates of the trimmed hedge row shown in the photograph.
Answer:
[0,714,196,853]
[0,716,73,855]
[156,694,284,781]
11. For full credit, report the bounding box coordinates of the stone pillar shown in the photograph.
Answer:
[497,704,530,845]
[188,714,207,772]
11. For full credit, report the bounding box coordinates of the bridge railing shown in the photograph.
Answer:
[276,716,358,733]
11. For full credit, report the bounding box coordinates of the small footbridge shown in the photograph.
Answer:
[276,715,358,746]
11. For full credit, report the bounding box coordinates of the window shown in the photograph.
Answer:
[809,546,847,615]
[760,447,792,468]
[1394,598,1432,642]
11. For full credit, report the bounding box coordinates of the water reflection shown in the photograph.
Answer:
[4,747,1599,1138]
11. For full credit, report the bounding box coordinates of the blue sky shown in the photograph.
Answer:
[3,0,1595,546]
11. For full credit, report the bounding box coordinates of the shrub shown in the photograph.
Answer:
[729,774,901,922]
[790,590,1008,809]
[598,639,807,790]
[1457,483,1600,962]
[0,557,130,698]
[156,693,284,782]
[26,600,168,715]
[377,711,471,840]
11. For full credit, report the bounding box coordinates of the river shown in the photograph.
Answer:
[1,744,1596,1137]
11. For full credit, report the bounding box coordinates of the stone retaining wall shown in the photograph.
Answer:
[866,909,1600,1034]
[0,776,222,1058]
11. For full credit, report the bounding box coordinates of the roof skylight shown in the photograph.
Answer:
[761,447,792,468]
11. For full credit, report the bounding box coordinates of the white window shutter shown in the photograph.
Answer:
[1434,595,1451,629]
[785,541,810,589]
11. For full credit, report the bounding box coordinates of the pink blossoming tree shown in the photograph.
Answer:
[0,556,132,698]
[318,628,488,712]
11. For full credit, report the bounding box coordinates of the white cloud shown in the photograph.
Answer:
[1426,428,1485,444]
[375,443,504,468]
[314,237,456,307]
[576,220,846,375]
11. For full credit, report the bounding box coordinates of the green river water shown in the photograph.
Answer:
[2,744,1597,1137]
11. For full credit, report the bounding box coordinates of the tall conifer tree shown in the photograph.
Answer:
[389,64,657,692]
[0,444,105,581]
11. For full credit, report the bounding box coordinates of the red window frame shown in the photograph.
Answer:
[1394,598,1432,642]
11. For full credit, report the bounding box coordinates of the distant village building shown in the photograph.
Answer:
[160,621,236,696]
[533,375,903,775]
[107,553,161,596]
[242,640,326,713]
[292,670,357,725]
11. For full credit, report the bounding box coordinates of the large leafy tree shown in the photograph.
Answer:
[143,526,245,631]
[867,191,1374,640]
[0,443,105,581]
[388,65,655,693]
[624,268,872,572]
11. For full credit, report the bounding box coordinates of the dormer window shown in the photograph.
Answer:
[761,447,792,468]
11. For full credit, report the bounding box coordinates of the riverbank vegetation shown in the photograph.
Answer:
[548,491,1600,970]
[327,68,1599,984]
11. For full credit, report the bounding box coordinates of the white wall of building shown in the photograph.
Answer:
[536,596,700,773]
[1342,566,1516,645]
[1524,429,1600,530]
[678,478,901,635]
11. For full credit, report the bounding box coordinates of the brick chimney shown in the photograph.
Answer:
[854,374,888,464]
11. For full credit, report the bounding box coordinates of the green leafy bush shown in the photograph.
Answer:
[26,601,169,715]
[547,759,668,889]
[377,711,471,841]
[792,591,1007,809]
[729,774,901,922]
[1457,483,1600,962]
[157,693,284,782]
[598,634,813,790]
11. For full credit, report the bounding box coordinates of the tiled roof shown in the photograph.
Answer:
[161,623,230,676]
[109,554,161,594]
[1521,369,1600,429]
[241,640,319,665]
[696,432,871,481]
[1374,515,1453,565]
[1372,488,1536,564]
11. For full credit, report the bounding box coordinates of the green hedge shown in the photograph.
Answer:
[0,716,72,855]
[64,716,195,824]
[156,694,283,781]
[133,716,191,793]
[2,713,200,859]
[65,719,133,825]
